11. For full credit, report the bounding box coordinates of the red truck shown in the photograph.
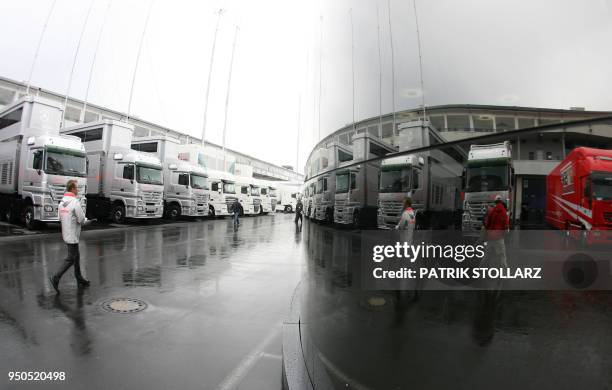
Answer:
[546,147,612,243]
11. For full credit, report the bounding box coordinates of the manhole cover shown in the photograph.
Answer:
[101,298,147,314]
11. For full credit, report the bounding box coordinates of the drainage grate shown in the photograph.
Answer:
[101,298,147,314]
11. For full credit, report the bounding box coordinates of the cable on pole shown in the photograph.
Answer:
[26,0,58,95]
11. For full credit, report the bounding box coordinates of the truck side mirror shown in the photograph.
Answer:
[130,179,133,184]
[37,169,41,175]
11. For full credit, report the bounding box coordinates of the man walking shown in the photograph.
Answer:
[294,197,304,225]
[483,195,509,268]
[231,198,243,229]
[50,180,90,293]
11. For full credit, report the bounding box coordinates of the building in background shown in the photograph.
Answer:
[305,104,612,227]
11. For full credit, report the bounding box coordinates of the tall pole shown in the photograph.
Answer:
[201,9,224,146]
[81,0,112,122]
[413,0,426,122]
[222,26,239,172]
[387,0,396,133]
[296,94,301,173]
[126,0,155,123]
[376,2,383,134]
[349,9,356,132]
[317,15,323,142]
[26,0,58,95]
[62,0,94,128]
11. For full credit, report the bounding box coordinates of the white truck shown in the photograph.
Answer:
[206,169,235,217]
[461,141,514,236]
[255,179,277,214]
[377,120,465,229]
[132,136,210,220]
[0,96,87,229]
[62,120,164,223]
[234,175,256,215]
[334,133,395,227]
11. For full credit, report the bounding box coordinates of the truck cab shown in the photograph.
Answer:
[256,180,275,214]
[207,169,235,217]
[462,141,513,236]
[250,182,262,214]
[63,120,164,223]
[235,176,255,215]
[546,147,612,243]
[164,161,209,219]
[0,96,87,229]
[377,155,423,228]
[314,172,335,222]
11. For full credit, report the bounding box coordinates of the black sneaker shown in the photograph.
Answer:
[50,277,60,294]
[77,279,91,287]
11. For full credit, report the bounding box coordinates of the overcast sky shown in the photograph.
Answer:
[1,0,611,173]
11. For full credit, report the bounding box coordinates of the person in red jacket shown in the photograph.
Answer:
[483,195,509,268]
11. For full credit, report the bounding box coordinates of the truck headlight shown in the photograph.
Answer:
[44,205,53,212]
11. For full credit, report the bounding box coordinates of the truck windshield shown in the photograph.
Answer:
[251,187,260,196]
[260,188,268,195]
[592,172,612,200]
[316,179,325,194]
[223,182,235,194]
[269,188,277,197]
[466,164,508,192]
[190,174,209,190]
[336,173,350,193]
[136,165,163,185]
[45,149,87,177]
[380,168,410,193]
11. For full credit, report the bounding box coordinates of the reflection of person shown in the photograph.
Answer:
[50,180,90,293]
[53,289,92,355]
[395,198,416,240]
[231,199,243,228]
[295,198,303,225]
[484,195,509,268]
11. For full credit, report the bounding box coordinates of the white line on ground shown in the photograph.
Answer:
[214,322,282,390]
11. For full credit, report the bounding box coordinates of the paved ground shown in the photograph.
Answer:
[0,213,304,390]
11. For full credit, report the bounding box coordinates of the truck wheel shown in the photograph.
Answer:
[284,205,292,213]
[167,203,181,220]
[111,204,125,224]
[23,205,36,230]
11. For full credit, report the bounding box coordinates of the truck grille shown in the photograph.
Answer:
[466,201,495,221]
[379,200,402,217]
[225,196,237,210]
[49,184,85,202]
[335,199,347,207]
[604,212,612,223]
[142,191,163,203]
[253,198,261,207]
[271,198,277,211]
[195,193,209,203]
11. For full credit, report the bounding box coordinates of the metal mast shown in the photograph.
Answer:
[26,0,58,95]
[201,9,224,146]
[387,0,396,132]
[413,0,426,122]
[62,0,95,127]
[81,0,112,122]
[222,25,239,172]
[126,0,155,123]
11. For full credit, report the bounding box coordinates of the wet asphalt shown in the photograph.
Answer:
[0,213,304,390]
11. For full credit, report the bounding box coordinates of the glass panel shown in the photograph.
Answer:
[495,116,515,131]
[446,115,470,131]
[518,118,535,128]
[429,115,445,131]
[472,115,494,132]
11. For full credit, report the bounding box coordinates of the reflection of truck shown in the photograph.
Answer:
[62,120,164,223]
[378,121,464,229]
[334,133,395,227]
[545,147,612,243]
[462,141,513,236]
[131,137,209,220]
[0,97,87,229]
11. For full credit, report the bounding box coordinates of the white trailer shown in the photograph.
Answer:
[132,137,210,220]
[461,141,514,236]
[62,120,164,223]
[0,96,87,229]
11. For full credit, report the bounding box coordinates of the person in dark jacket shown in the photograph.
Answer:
[483,195,509,267]
[295,198,304,225]
[231,199,243,228]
